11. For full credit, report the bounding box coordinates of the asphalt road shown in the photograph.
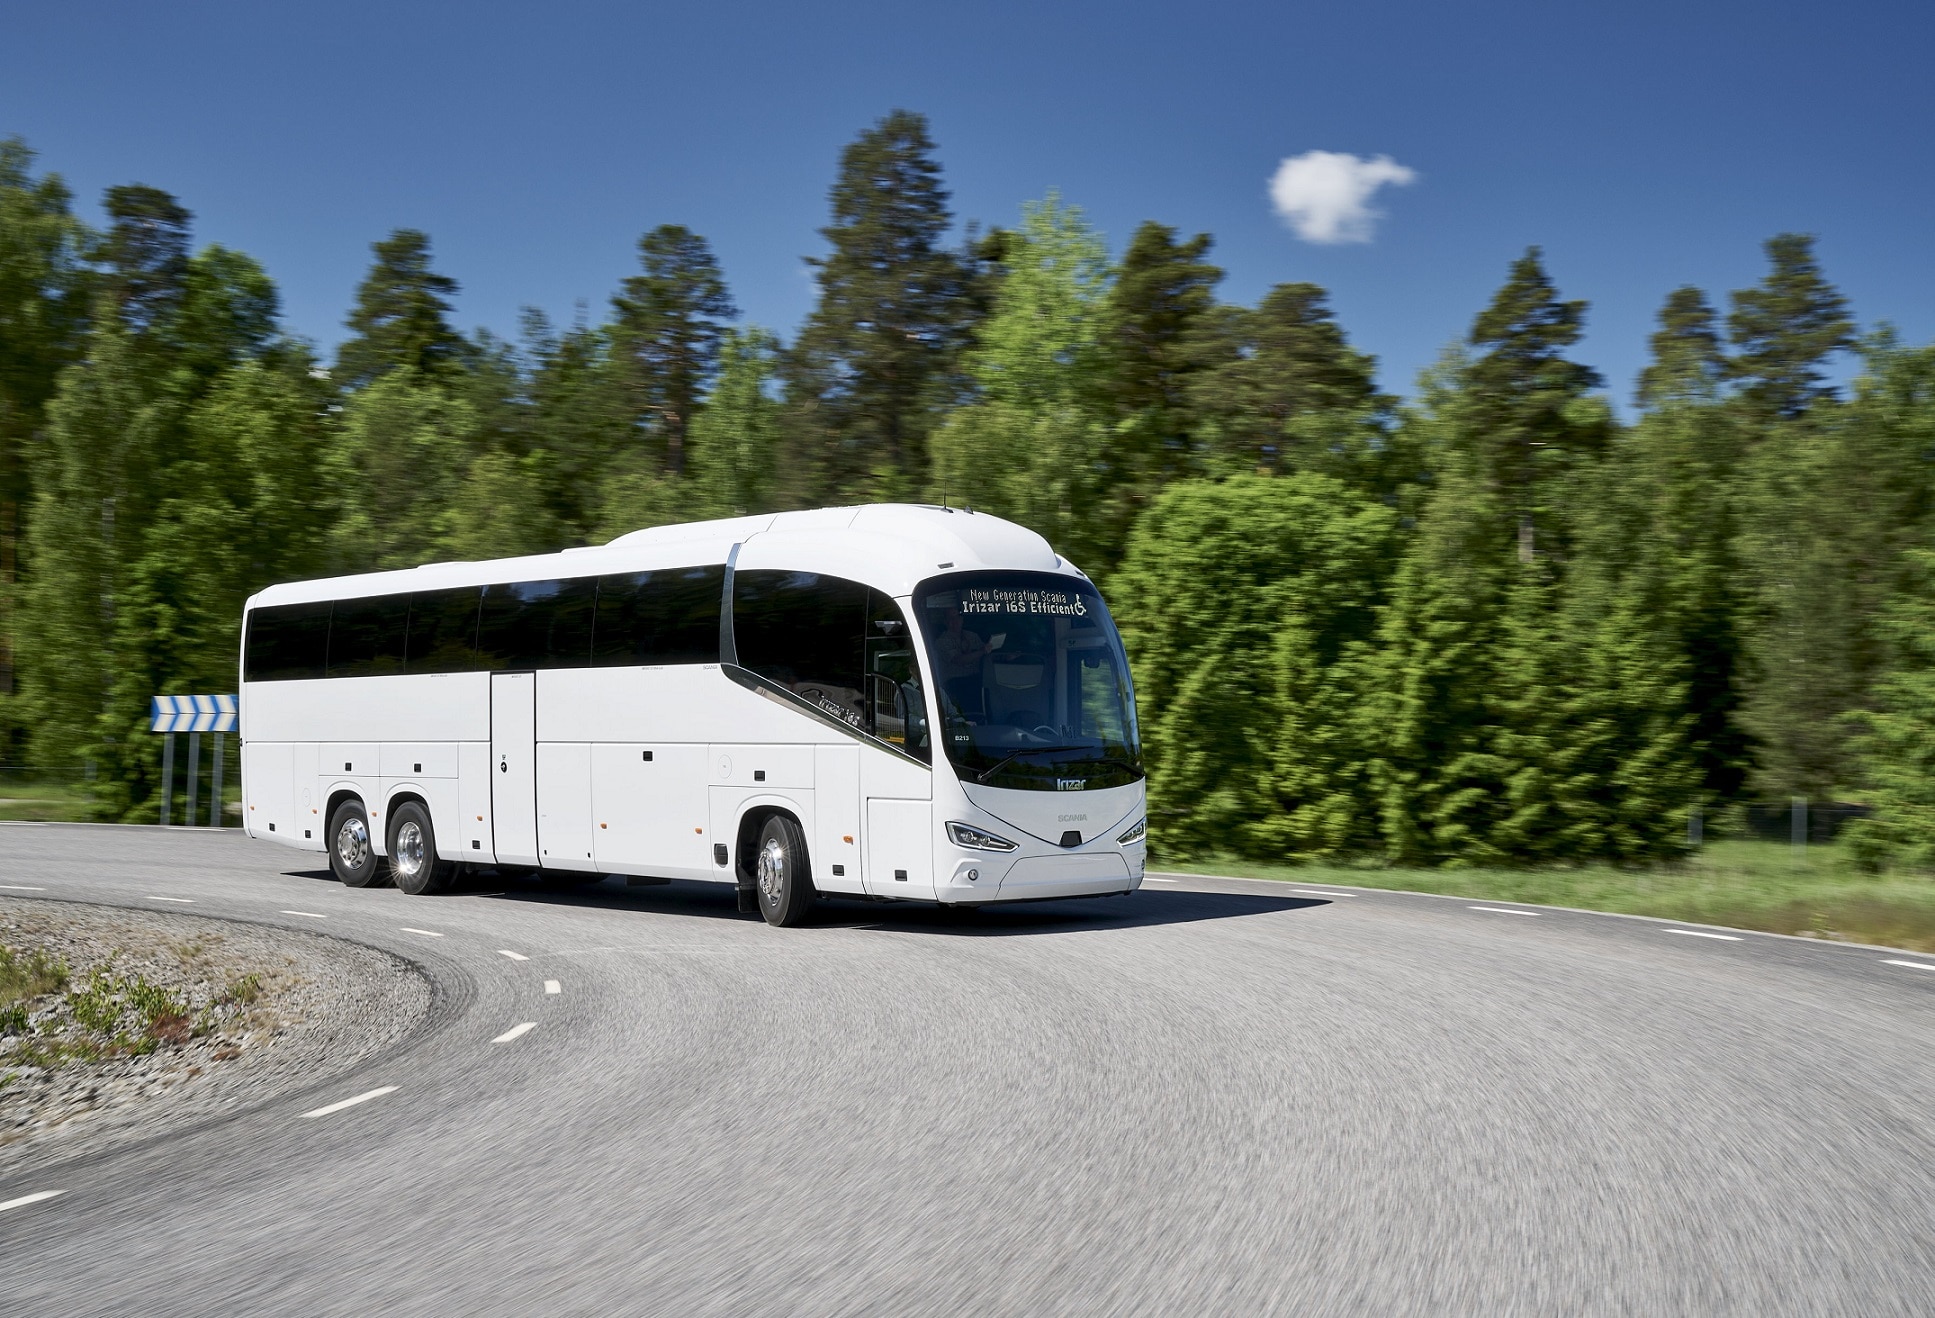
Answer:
[2,825,1932,1315]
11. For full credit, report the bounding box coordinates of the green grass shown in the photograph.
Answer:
[0,776,244,823]
[1157,840,1935,953]
[0,777,94,822]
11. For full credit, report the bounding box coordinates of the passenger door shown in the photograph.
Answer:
[490,673,539,866]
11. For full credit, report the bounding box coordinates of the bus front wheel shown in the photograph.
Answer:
[753,815,816,928]
[387,801,454,896]
[328,800,383,888]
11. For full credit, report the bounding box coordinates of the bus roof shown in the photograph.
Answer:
[246,504,1077,609]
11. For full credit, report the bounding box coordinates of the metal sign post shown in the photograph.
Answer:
[150,695,237,826]
[159,732,175,826]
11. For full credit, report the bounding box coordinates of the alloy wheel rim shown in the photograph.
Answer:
[757,837,786,904]
[394,821,424,879]
[337,817,370,871]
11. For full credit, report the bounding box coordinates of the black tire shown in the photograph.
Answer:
[752,814,816,927]
[327,799,383,888]
[386,800,454,896]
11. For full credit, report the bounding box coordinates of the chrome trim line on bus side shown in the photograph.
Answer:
[719,541,741,667]
[719,663,933,771]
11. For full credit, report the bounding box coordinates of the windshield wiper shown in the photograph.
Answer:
[975,746,1127,783]
[975,752,1032,783]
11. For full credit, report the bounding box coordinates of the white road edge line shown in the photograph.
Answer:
[147,896,194,903]
[0,1190,64,1213]
[298,1086,398,1119]
[493,1022,537,1043]
[281,910,327,919]
[544,980,561,995]
[497,950,529,961]
[1666,929,1742,941]
[400,928,443,938]
[1884,959,1935,973]
[0,884,46,891]
[1293,890,1358,898]
[1470,906,1539,916]
[1143,877,1179,884]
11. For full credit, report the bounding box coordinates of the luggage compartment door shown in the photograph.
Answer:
[490,673,539,867]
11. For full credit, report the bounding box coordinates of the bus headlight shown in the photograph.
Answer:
[946,821,1018,852]
[1116,818,1147,845]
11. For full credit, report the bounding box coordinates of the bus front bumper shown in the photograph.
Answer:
[939,848,1143,904]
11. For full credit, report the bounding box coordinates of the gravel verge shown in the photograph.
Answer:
[0,898,431,1176]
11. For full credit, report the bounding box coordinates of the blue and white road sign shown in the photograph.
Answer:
[150,694,237,733]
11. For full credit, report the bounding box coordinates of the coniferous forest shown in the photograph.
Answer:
[2,112,1932,868]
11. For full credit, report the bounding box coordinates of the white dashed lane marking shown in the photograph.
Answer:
[281,910,327,919]
[497,950,528,961]
[299,1086,398,1119]
[147,896,194,904]
[400,928,443,938]
[0,884,46,891]
[544,980,561,995]
[1293,890,1359,899]
[1143,877,1178,884]
[1471,906,1539,916]
[1666,929,1742,941]
[1884,959,1935,973]
[0,1190,64,1214]
[493,1023,537,1044]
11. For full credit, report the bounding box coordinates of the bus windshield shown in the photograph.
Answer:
[913,571,1142,792]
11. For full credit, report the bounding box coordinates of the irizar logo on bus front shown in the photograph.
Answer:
[1057,778,1087,791]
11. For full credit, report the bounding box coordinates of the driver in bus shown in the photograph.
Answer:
[933,601,990,717]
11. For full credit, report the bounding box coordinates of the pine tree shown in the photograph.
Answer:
[929,195,1113,564]
[1110,473,1396,859]
[1727,234,1855,424]
[1362,459,1515,865]
[336,230,467,388]
[517,310,635,539]
[688,326,784,518]
[788,110,972,501]
[95,184,191,335]
[1101,222,1224,538]
[1189,282,1388,482]
[611,224,736,476]
[1738,339,1935,799]
[326,369,480,570]
[1462,247,1606,562]
[0,138,91,706]
[1847,547,1935,870]
[1614,401,1754,800]
[15,303,175,782]
[1636,285,1724,409]
[96,353,332,818]
[172,246,281,381]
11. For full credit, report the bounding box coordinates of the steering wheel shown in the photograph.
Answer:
[1031,725,1060,741]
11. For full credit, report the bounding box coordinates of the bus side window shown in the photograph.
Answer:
[733,569,868,729]
[865,590,930,763]
[327,593,410,678]
[592,565,724,666]
[244,600,332,682]
[405,587,483,674]
[476,578,597,670]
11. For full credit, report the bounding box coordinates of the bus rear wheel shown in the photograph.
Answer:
[387,801,454,896]
[753,815,816,928]
[328,800,383,888]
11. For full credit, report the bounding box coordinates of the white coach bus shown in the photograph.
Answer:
[239,504,1146,925]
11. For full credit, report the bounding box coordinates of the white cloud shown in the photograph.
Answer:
[1268,151,1417,244]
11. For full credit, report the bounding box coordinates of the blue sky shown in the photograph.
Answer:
[6,0,1930,407]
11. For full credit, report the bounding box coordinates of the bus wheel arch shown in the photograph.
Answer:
[326,794,382,888]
